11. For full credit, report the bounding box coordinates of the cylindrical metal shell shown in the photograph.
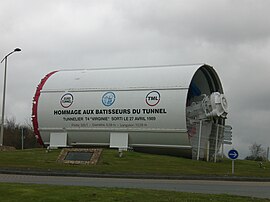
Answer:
[32,64,224,157]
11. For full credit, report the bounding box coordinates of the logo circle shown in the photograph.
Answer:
[102,92,116,106]
[146,91,160,106]
[60,93,74,108]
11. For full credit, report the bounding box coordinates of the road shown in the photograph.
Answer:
[0,174,270,198]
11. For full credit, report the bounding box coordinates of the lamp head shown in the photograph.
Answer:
[14,48,21,52]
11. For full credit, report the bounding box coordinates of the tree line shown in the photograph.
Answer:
[2,117,41,149]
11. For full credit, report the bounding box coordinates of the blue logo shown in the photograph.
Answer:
[102,92,116,106]
[228,149,239,160]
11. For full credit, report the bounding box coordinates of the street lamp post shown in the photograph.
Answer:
[0,48,21,146]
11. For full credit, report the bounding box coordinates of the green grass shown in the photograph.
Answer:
[0,183,268,202]
[0,148,269,177]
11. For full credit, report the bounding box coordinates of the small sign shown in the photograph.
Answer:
[228,149,238,160]
[65,151,93,161]
[57,148,102,165]
[228,149,238,175]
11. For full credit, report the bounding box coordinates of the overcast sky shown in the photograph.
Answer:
[1,0,270,158]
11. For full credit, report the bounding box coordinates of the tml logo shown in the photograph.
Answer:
[146,91,160,106]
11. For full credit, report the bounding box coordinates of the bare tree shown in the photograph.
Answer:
[24,117,33,130]
[5,117,18,130]
[246,142,266,161]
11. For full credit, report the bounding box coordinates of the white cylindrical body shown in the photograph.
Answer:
[32,64,226,158]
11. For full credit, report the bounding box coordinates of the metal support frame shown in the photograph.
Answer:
[214,124,219,163]
[206,140,210,162]
[196,120,203,160]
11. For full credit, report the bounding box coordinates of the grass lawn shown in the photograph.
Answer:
[0,183,269,202]
[0,148,269,177]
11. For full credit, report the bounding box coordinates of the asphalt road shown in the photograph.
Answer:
[0,174,270,199]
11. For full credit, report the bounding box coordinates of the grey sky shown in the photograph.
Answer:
[1,0,270,158]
